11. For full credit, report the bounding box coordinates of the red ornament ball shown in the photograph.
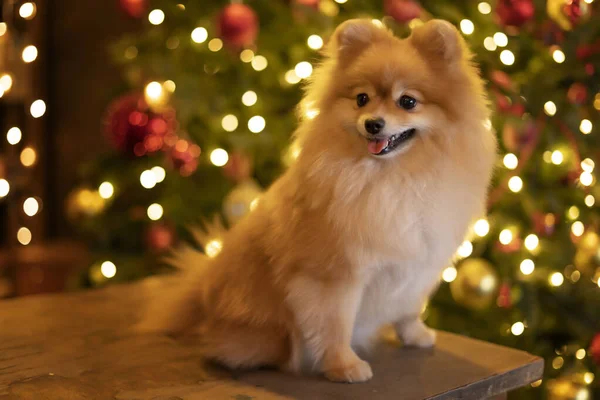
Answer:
[169,139,201,177]
[217,4,259,47]
[568,82,588,104]
[384,0,422,23]
[145,223,175,252]
[589,333,600,365]
[118,0,147,18]
[497,283,512,309]
[496,0,535,27]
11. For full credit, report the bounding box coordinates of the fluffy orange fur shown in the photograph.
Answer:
[138,19,497,383]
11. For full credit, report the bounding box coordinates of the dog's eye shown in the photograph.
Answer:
[398,95,417,110]
[356,93,369,107]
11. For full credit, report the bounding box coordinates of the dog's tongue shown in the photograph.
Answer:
[367,139,388,155]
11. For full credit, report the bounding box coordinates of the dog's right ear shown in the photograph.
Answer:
[327,19,391,64]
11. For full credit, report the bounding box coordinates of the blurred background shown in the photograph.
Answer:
[0,0,599,398]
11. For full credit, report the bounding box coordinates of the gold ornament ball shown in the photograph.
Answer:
[66,187,106,219]
[223,179,262,226]
[546,374,591,400]
[450,258,498,310]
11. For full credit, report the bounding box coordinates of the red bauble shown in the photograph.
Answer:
[384,0,422,23]
[497,283,512,308]
[169,139,200,177]
[104,94,177,157]
[217,4,259,47]
[496,0,535,27]
[563,0,587,26]
[589,333,600,365]
[294,0,320,7]
[145,223,175,252]
[567,83,588,104]
[491,70,515,92]
[118,0,147,18]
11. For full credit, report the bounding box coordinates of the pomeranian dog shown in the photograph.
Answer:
[138,19,496,383]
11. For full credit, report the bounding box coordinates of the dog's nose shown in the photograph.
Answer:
[365,118,385,135]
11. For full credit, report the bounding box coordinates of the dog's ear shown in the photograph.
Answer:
[327,19,391,64]
[410,20,465,65]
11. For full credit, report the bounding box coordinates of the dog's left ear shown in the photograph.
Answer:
[327,19,391,64]
[410,20,465,65]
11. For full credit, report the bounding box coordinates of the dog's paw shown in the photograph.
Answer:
[397,319,436,348]
[325,359,373,383]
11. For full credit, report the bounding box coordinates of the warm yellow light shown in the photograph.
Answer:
[30,99,46,118]
[210,148,229,167]
[208,38,223,52]
[499,229,513,245]
[147,203,164,220]
[205,239,223,258]
[334,0,347,3]
[0,23,6,37]
[580,171,594,186]
[23,197,39,216]
[163,80,176,93]
[307,35,324,50]
[251,55,268,71]
[100,261,117,278]
[552,356,564,369]
[456,241,473,258]
[581,158,595,172]
[483,37,497,51]
[549,272,564,287]
[22,45,38,63]
[571,221,585,236]
[285,69,301,84]
[17,227,32,245]
[191,27,208,43]
[544,101,557,116]
[503,153,518,170]
[552,49,565,63]
[500,50,515,65]
[568,206,580,220]
[145,81,163,101]
[442,266,457,283]
[152,166,166,183]
[584,0,594,3]
[19,2,36,19]
[493,32,508,47]
[531,380,543,388]
[585,194,595,207]
[6,127,22,145]
[524,234,539,251]
[0,179,9,197]
[511,322,525,336]
[148,9,165,25]
[580,119,593,134]
[478,2,492,14]
[295,61,313,79]
[520,259,535,275]
[140,170,157,189]
[474,218,490,237]
[584,372,595,384]
[240,49,254,63]
[98,182,114,199]
[543,151,552,163]
[20,147,36,167]
[242,90,258,106]
[248,116,266,133]
[508,176,523,192]
[221,114,239,132]
[124,46,138,59]
[551,150,563,165]
[576,349,587,360]
[0,74,13,92]
[459,19,474,35]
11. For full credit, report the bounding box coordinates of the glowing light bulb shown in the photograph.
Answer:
[552,357,564,369]
[520,259,535,275]
[295,62,313,79]
[17,227,32,245]
[7,127,22,145]
[551,150,563,165]
[191,27,208,43]
[0,74,13,92]
[20,147,36,166]
[163,80,176,93]
[221,114,239,132]
[307,35,324,50]
[100,261,117,278]
[576,349,586,360]
[568,206,580,220]
[483,37,497,51]
[511,322,525,336]
[442,266,457,283]
[0,179,9,197]
[585,194,595,207]
[473,218,490,237]
[0,23,6,37]
[478,2,492,14]
[240,49,254,63]
[552,49,565,63]
[145,81,163,101]
[98,182,114,199]
[499,229,513,245]
[30,99,46,118]
[549,272,564,287]
[251,55,268,71]
[210,148,229,167]
[524,234,539,251]
[19,2,36,19]
[205,239,223,258]
[460,19,474,35]
[580,171,594,186]
[334,0,347,3]
[22,45,38,63]
[23,197,39,216]
[508,176,523,192]
[571,221,584,236]
[584,372,595,384]
[148,9,165,25]
[456,241,473,258]
[500,50,515,65]
[285,70,301,84]
[248,116,266,133]
[544,101,557,116]
[581,158,595,172]
[242,91,258,106]
[152,166,166,183]
[580,119,592,134]
[503,153,518,169]
[140,170,157,189]
[493,32,508,47]
[208,38,223,52]
[147,203,163,220]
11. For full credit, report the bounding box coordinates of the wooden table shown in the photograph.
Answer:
[0,278,543,400]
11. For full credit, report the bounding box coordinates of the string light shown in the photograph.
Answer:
[191,27,208,43]
[100,261,117,278]
[30,99,46,118]
[568,206,580,220]
[581,158,595,172]
[571,221,585,236]
[20,147,36,166]
[210,148,229,167]
[221,114,239,132]
[285,70,301,84]
[22,45,38,63]
[140,170,157,189]
[147,203,163,220]
[524,234,539,251]
[163,80,176,92]
[499,50,515,65]
[205,239,223,258]
[242,90,258,106]
[503,153,518,169]
[0,74,13,92]
[307,35,324,50]
[456,241,473,258]
[442,266,457,283]
[552,357,564,369]
[478,2,492,14]
[145,81,163,101]
[294,62,313,79]
[251,55,268,71]
[248,116,266,133]
[19,2,36,19]
[508,176,523,192]
[549,272,564,287]
[208,38,223,52]
[580,171,594,186]
[584,372,595,384]
[552,49,565,63]
[551,150,563,165]
[334,0,347,3]
[576,349,586,360]
[520,259,535,275]
[7,127,22,145]
[499,229,513,245]
[240,49,254,63]
[460,19,474,35]
[152,166,166,182]
[98,182,114,199]
[585,194,595,207]
[483,37,497,51]
[17,227,32,245]
[474,218,490,237]
[23,197,39,216]
[148,9,165,25]
[580,119,592,134]
[0,23,6,36]
[0,179,9,197]
[543,101,557,116]
[511,322,525,336]
[493,32,508,47]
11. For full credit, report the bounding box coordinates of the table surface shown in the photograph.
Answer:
[0,277,543,400]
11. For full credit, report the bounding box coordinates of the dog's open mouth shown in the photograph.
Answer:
[366,129,417,156]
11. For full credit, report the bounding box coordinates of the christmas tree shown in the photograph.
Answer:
[69,0,599,397]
